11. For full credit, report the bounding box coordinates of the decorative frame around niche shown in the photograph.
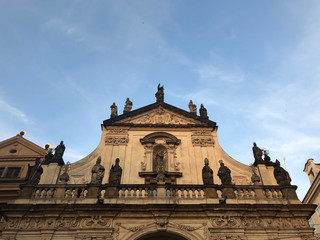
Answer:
[139,132,182,184]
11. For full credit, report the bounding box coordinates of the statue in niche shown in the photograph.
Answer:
[252,142,264,165]
[188,100,197,115]
[91,157,105,184]
[273,160,291,186]
[51,141,65,165]
[155,83,164,102]
[199,104,208,119]
[26,158,43,185]
[202,158,214,185]
[218,160,232,185]
[154,149,166,172]
[123,98,133,114]
[108,158,122,185]
[110,102,118,118]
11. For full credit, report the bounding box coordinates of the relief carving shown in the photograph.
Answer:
[119,107,202,125]
[209,216,310,229]
[191,130,214,147]
[3,216,112,230]
[105,129,129,146]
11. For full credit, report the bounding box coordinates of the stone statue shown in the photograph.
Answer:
[108,158,122,185]
[155,84,164,102]
[51,141,65,165]
[123,98,133,114]
[43,147,54,165]
[199,104,208,119]
[91,157,105,184]
[263,150,272,166]
[155,151,166,182]
[202,158,214,185]
[217,161,232,185]
[26,158,43,185]
[273,160,291,186]
[252,142,264,165]
[250,166,261,185]
[110,102,118,118]
[188,100,197,115]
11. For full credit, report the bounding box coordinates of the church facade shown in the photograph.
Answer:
[0,85,316,240]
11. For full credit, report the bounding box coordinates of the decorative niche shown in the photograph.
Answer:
[139,132,182,184]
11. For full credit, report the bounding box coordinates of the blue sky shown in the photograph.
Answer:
[1,1,320,199]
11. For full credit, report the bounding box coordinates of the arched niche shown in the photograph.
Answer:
[139,132,182,184]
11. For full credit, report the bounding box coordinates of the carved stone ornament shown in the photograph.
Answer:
[209,216,310,229]
[105,128,129,146]
[118,106,203,125]
[191,130,214,147]
[2,216,112,230]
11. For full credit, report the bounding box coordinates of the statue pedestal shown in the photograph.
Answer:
[87,185,100,198]
[19,185,34,198]
[221,186,235,198]
[39,163,61,184]
[282,186,298,200]
[205,186,218,198]
[105,186,118,198]
[157,182,167,198]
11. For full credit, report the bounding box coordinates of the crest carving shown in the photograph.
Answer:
[105,128,129,146]
[191,130,214,147]
[118,107,204,125]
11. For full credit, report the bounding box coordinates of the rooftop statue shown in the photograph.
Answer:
[51,141,65,165]
[123,98,133,114]
[252,142,264,165]
[199,104,208,119]
[188,100,197,115]
[155,83,164,102]
[274,159,291,186]
[218,160,232,185]
[109,158,122,185]
[110,102,118,118]
[91,157,105,184]
[202,158,214,185]
[26,158,43,185]
[263,150,272,166]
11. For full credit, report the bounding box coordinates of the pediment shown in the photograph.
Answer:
[116,106,205,125]
[0,136,47,158]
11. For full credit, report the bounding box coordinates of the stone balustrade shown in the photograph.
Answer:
[18,183,298,203]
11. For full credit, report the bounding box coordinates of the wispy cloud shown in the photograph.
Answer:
[0,97,29,123]
[195,64,245,83]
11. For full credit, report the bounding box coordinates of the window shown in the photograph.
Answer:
[4,167,21,178]
[0,167,4,177]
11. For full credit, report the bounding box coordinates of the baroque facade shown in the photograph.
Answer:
[0,86,316,240]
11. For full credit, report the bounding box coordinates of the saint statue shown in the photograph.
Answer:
[109,158,122,185]
[273,160,291,186]
[155,84,164,102]
[199,104,208,119]
[110,102,118,118]
[202,158,214,185]
[26,158,43,185]
[123,98,133,114]
[188,100,197,115]
[252,142,264,165]
[91,157,105,184]
[217,161,232,185]
[51,141,65,165]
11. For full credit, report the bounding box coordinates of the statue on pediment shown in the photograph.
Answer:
[252,142,264,165]
[109,158,122,185]
[26,158,43,185]
[199,104,208,119]
[202,158,214,185]
[91,157,105,184]
[123,98,133,114]
[110,102,118,118]
[218,160,232,185]
[155,84,164,102]
[188,100,197,115]
[274,160,291,186]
